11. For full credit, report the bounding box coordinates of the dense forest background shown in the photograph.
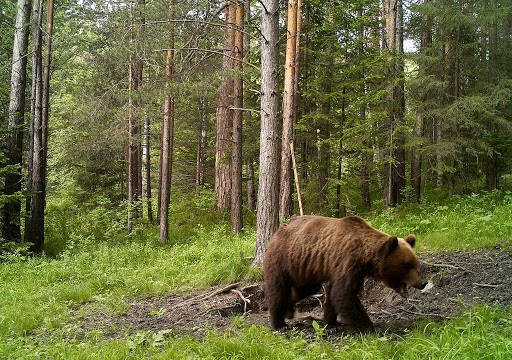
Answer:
[1,0,512,256]
[2,1,512,358]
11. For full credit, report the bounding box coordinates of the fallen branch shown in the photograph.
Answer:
[240,283,260,292]
[421,261,460,270]
[231,289,251,314]
[203,283,242,300]
[174,283,241,308]
[421,261,472,273]
[473,282,500,288]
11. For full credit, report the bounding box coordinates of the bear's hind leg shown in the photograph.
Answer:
[323,283,337,325]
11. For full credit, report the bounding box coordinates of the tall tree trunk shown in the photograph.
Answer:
[394,0,406,204]
[214,5,235,212]
[279,0,297,219]
[231,0,244,233]
[411,2,431,202]
[157,117,163,222]
[246,161,256,211]
[27,0,54,252]
[335,88,346,218]
[25,0,43,244]
[196,97,206,191]
[244,0,251,57]
[383,0,405,208]
[142,111,153,222]
[252,0,280,267]
[293,0,302,127]
[159,0,175,243]
[3,0,31,243]
[136,0,145,208]
[242,0,253,212]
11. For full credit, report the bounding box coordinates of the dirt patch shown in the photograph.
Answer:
[80,248,512,338]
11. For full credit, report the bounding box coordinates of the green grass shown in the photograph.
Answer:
[1,306,511,359]
[369,190,512,252]
[1,190,511,359]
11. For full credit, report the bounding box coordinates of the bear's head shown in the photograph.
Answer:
[377,234,427,297]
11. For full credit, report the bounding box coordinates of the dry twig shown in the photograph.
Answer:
[473,283,500,288]
[231,289,251,314]
[174,283,241,308]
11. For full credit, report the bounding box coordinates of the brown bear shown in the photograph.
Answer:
[263,215,427,331]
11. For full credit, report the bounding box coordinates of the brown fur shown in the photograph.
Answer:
[263,215,425,331]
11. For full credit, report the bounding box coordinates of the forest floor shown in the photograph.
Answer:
[80,247,512,341]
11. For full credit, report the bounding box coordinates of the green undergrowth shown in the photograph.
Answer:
[1,190,511,358]
[1,306,511,359]
[369,190,512,252]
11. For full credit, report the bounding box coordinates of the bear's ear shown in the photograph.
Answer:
[404,234,416,248]
[380,236,398,257]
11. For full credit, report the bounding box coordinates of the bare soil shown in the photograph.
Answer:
[80,248,512,339]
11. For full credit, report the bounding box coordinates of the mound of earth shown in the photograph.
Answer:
[80,248,512,338]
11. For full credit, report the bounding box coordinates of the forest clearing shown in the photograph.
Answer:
[81,249,512,339]
[2,192,512,358]
[1,0,512,358]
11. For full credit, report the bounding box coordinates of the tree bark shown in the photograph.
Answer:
[27,0,54,252]
[231,0,244,233]
[136,0,145,207]
[382,0,405,208]
[25,0,43,244]
[196,97,206,191]
[279,0,297,219]
[127,4,138,232]
[142,111,153,222]
[411,2,431,202]
[252,0,280,267]
[293,0,302,127]
[214,4,235,212]
[244,0,251,57]
[3,0,31,243]
[159,0,175,243]
[246,161,256,211]
[394,0,406,204]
